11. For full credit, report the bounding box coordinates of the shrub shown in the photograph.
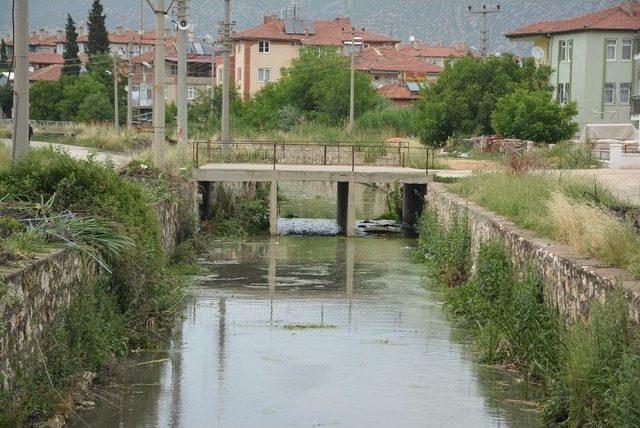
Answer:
[76,91,113,122]
[415,207,470,286]
[491,89,578,143]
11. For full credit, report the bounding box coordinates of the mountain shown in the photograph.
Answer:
[0,0,623,54]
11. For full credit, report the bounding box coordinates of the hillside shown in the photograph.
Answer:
[0,0,622,53]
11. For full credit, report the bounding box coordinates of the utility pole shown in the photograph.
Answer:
[220,0,234,145]
[176,0,188,145]
[345,30,362,135]
[127,43,133,129]
[468,4,500,58]
[144,0,175,168]
[113,56,120,134]
[11,0,29,163]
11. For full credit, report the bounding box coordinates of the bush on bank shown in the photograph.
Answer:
[416,205,640,426]
[0,149,195,424]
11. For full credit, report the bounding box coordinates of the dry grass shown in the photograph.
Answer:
[547,192,640,274]
[73,124,150,152]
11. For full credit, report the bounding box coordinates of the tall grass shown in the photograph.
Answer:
[448,172,640,276]
[416,209,640,425]
[355,108,418,137]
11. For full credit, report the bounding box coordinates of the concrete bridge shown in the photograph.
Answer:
[193,141,436,236]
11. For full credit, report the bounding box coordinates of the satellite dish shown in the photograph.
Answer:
[409,35,415,42]
[531,46,544,60]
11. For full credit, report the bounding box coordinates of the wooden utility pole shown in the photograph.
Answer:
[468,4,501,58]
[176,0,188,145]
[220,0,234,145]
[11,0,29,163]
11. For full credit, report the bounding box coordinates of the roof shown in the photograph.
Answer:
[131,45,214,65]
[28,52,65,65]
[6,28,168,47]
[29,64,62,81]
[397,42,472,58]
[355,47,442,74]
[234,17,399,46]
[377,83,420,101]
[506,2,640,38]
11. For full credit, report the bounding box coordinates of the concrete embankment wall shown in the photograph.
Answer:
[426,183,640,325]
[0,181,196,390]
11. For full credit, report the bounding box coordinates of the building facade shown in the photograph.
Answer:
[506,2,640,129]
[233,15,399,98]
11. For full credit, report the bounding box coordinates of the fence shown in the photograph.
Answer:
[192,140,437,173]
[0,119,79,135]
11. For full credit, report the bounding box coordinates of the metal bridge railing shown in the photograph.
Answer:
[192,140,437,174]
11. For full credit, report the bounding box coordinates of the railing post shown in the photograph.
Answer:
[398,143,402,167]
[323,145,327,165]
[207,140,211,163]
[195,141,199,166]
[273,142,277,170]
[426,148,429,175]
[351,145,355,172]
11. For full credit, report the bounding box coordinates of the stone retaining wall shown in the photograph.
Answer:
[426,183,640,324]
[0,181,197,390]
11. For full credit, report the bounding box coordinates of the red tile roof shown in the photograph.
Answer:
[377,83,419,101]
[234,17,399,46]
[29,64,62,81]
[131,45,213,64]
[397,42,472,58]
[506,2,640,37]
[355,47,442,74]
[28,52,65,65]
[7,28,168,47]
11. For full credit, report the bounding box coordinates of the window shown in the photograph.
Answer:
[559,40,573,62]
[259,40,270,53]
[622,39,633,61]
[237,67,242,81]
[164,88,168,100]
[620,82,631,105]
[604,82,616,105]
[557,83,571,103]
[606,39,617,61]
[187,86,197,100]
[258,68,271,83]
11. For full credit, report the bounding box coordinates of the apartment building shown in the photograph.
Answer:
[233,15,399,98]
[506,1,640,129]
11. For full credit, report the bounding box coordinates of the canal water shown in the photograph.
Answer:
[72,236,540,427]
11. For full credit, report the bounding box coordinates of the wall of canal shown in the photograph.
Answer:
[426,182,640,325]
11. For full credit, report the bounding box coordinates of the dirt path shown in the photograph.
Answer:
[1,139,131,168]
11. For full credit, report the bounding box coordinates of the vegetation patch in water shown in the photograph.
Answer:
[282,323,337,330]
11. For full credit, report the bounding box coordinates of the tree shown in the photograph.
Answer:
[58,73,110,120]
[30,80,65,120]
[242,47,383,129]
[0,85,12,118]
[62,14,81,76]
[76,91,113,122]
[87,0,109,56]
[0,39,7,70]
[415,55,552,146]
[491,89,578,143]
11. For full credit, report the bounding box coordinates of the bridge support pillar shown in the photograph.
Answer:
[270,180,278,236]
[200,181,213,220]
[337,181,356,236]
[402,183,427,226]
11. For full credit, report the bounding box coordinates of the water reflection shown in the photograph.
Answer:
[71,237,540,428]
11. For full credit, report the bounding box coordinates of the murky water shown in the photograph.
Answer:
[72,237,540,428]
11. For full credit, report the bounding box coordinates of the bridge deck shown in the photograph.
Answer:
[194,163,434,184]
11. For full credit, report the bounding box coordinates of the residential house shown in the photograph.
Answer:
[505,1,640,129]
[5,26,173,59]
[130,41,228,113]
[29,64,64,82]
[233,15,399,98]
[397,41,473,67]
[355,46,440,106]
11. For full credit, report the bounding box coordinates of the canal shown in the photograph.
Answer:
[72,234,539,427]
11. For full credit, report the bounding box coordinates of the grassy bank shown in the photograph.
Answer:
[416,207,640,425]
[0,149,196,425]
[448,172,640,277]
